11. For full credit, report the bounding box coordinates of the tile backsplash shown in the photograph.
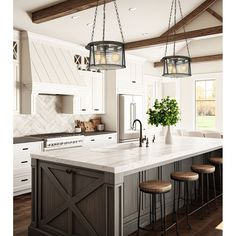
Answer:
[13,95,90,137]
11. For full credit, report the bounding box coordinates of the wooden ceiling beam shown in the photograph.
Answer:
[161,0,218,36]
[32,0,114,24]
[206,8,223,22]
[125,26,222,50]
[154,54,223,67]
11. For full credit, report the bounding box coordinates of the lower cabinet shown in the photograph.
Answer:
[13,141,43,196]
[83,133,117,148]
[30,160,113,236]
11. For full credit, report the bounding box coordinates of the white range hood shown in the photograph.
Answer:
[21,31,88,113]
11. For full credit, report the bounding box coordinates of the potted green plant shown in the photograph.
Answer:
[147,96,181,144]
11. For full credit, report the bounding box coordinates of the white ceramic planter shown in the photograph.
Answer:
[165,126,172,144]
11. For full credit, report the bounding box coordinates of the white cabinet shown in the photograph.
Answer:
[61,71,105,114]
[116,57,144,94]
[13,141,43,196]
[13,30,20,114]
[83,133,117,148]
[92,73,104,113]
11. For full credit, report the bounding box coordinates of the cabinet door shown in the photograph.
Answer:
[92,73,104,113]
[134,62,143,88]
[13,62,20,113]
[79,71,92,113]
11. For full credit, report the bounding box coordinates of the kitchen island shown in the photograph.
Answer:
[29,136,222,236]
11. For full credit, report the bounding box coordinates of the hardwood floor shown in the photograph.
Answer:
[14,194,31,236]
[14,194,222,236]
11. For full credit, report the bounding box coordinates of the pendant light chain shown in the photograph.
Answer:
[114,0,125,43]
[173,0,177,56]
[177,0,191,57]
[102,0,106,41]
[164,0,175,57]
[91,1,99,42]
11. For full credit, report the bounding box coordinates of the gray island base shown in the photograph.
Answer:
[28,137,222,236]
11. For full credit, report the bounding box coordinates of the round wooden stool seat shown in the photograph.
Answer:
[208,157,223,165]
[191,164,215,174]
[171,171,199,181]
[139,180,172,193]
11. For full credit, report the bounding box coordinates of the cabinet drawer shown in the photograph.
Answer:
[84,133,117,147]
[14,142,42,157]
[14,155,31,170]
[14,173,31,193]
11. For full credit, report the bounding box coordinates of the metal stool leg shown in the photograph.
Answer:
[160,193,163,228]
[177,181,181,211]
[201,173,204,219]
[172,181,176,222]
[206,173,210,214]
[149,194,152,225]
[163,193,167,236]
[152,193,156,230]
[212,172,218,209]
[186,181,191,229]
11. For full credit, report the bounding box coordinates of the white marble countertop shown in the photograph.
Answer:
[31,136,223,175]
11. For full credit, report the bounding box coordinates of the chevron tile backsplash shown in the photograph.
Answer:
[14,95,90,137]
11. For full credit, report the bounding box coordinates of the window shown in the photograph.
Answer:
[195,80,216,130]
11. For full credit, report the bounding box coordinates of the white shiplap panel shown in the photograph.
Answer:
[53,47,76,85]
[36,43,60,84]
[63,50,81,86]
[45,45,68,85]
[59,48,79,85]
[30,42,51,83]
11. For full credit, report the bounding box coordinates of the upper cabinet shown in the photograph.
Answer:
[61,71,105,115]
[13,30,20,114]
[116,55,145,95]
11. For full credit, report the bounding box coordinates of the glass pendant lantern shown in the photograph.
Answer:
[161,0,191,78]
[86,0,126,70]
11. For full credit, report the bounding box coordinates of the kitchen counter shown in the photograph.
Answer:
[29,136,222,236]
[13,137,44,144]
[13,130,116,144]
[31,136,222,175]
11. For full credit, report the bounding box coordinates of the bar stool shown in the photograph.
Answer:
[138,180,172,235]
[208,157,223,195]
[191,164,217,218]
[171,171,199,229]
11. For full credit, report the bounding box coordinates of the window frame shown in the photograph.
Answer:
[195,79,216,131]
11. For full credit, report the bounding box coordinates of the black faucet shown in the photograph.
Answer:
[132,119,143,147]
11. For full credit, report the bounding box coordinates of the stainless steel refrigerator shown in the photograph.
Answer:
[119,94,143,143]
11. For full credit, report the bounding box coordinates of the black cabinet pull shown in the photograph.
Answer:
[108,137,112,139]
[91,139,95,142]
[131,81,136,83]
[94,109,99,111]
[21,161,28,163]
[21,179,28,182]
[22,148,29,150]
[82,108,86,111]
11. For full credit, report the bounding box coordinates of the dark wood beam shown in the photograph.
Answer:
[161,0,217,36]
[32,0,114,24]
[206,8,223,22]
[125,26,222,50]
[154,54,223,67]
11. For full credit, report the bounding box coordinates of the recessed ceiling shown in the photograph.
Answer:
[14,0,222,62]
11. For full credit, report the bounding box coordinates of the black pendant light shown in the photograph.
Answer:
[86,0,126,70]
[161,0,191,78]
